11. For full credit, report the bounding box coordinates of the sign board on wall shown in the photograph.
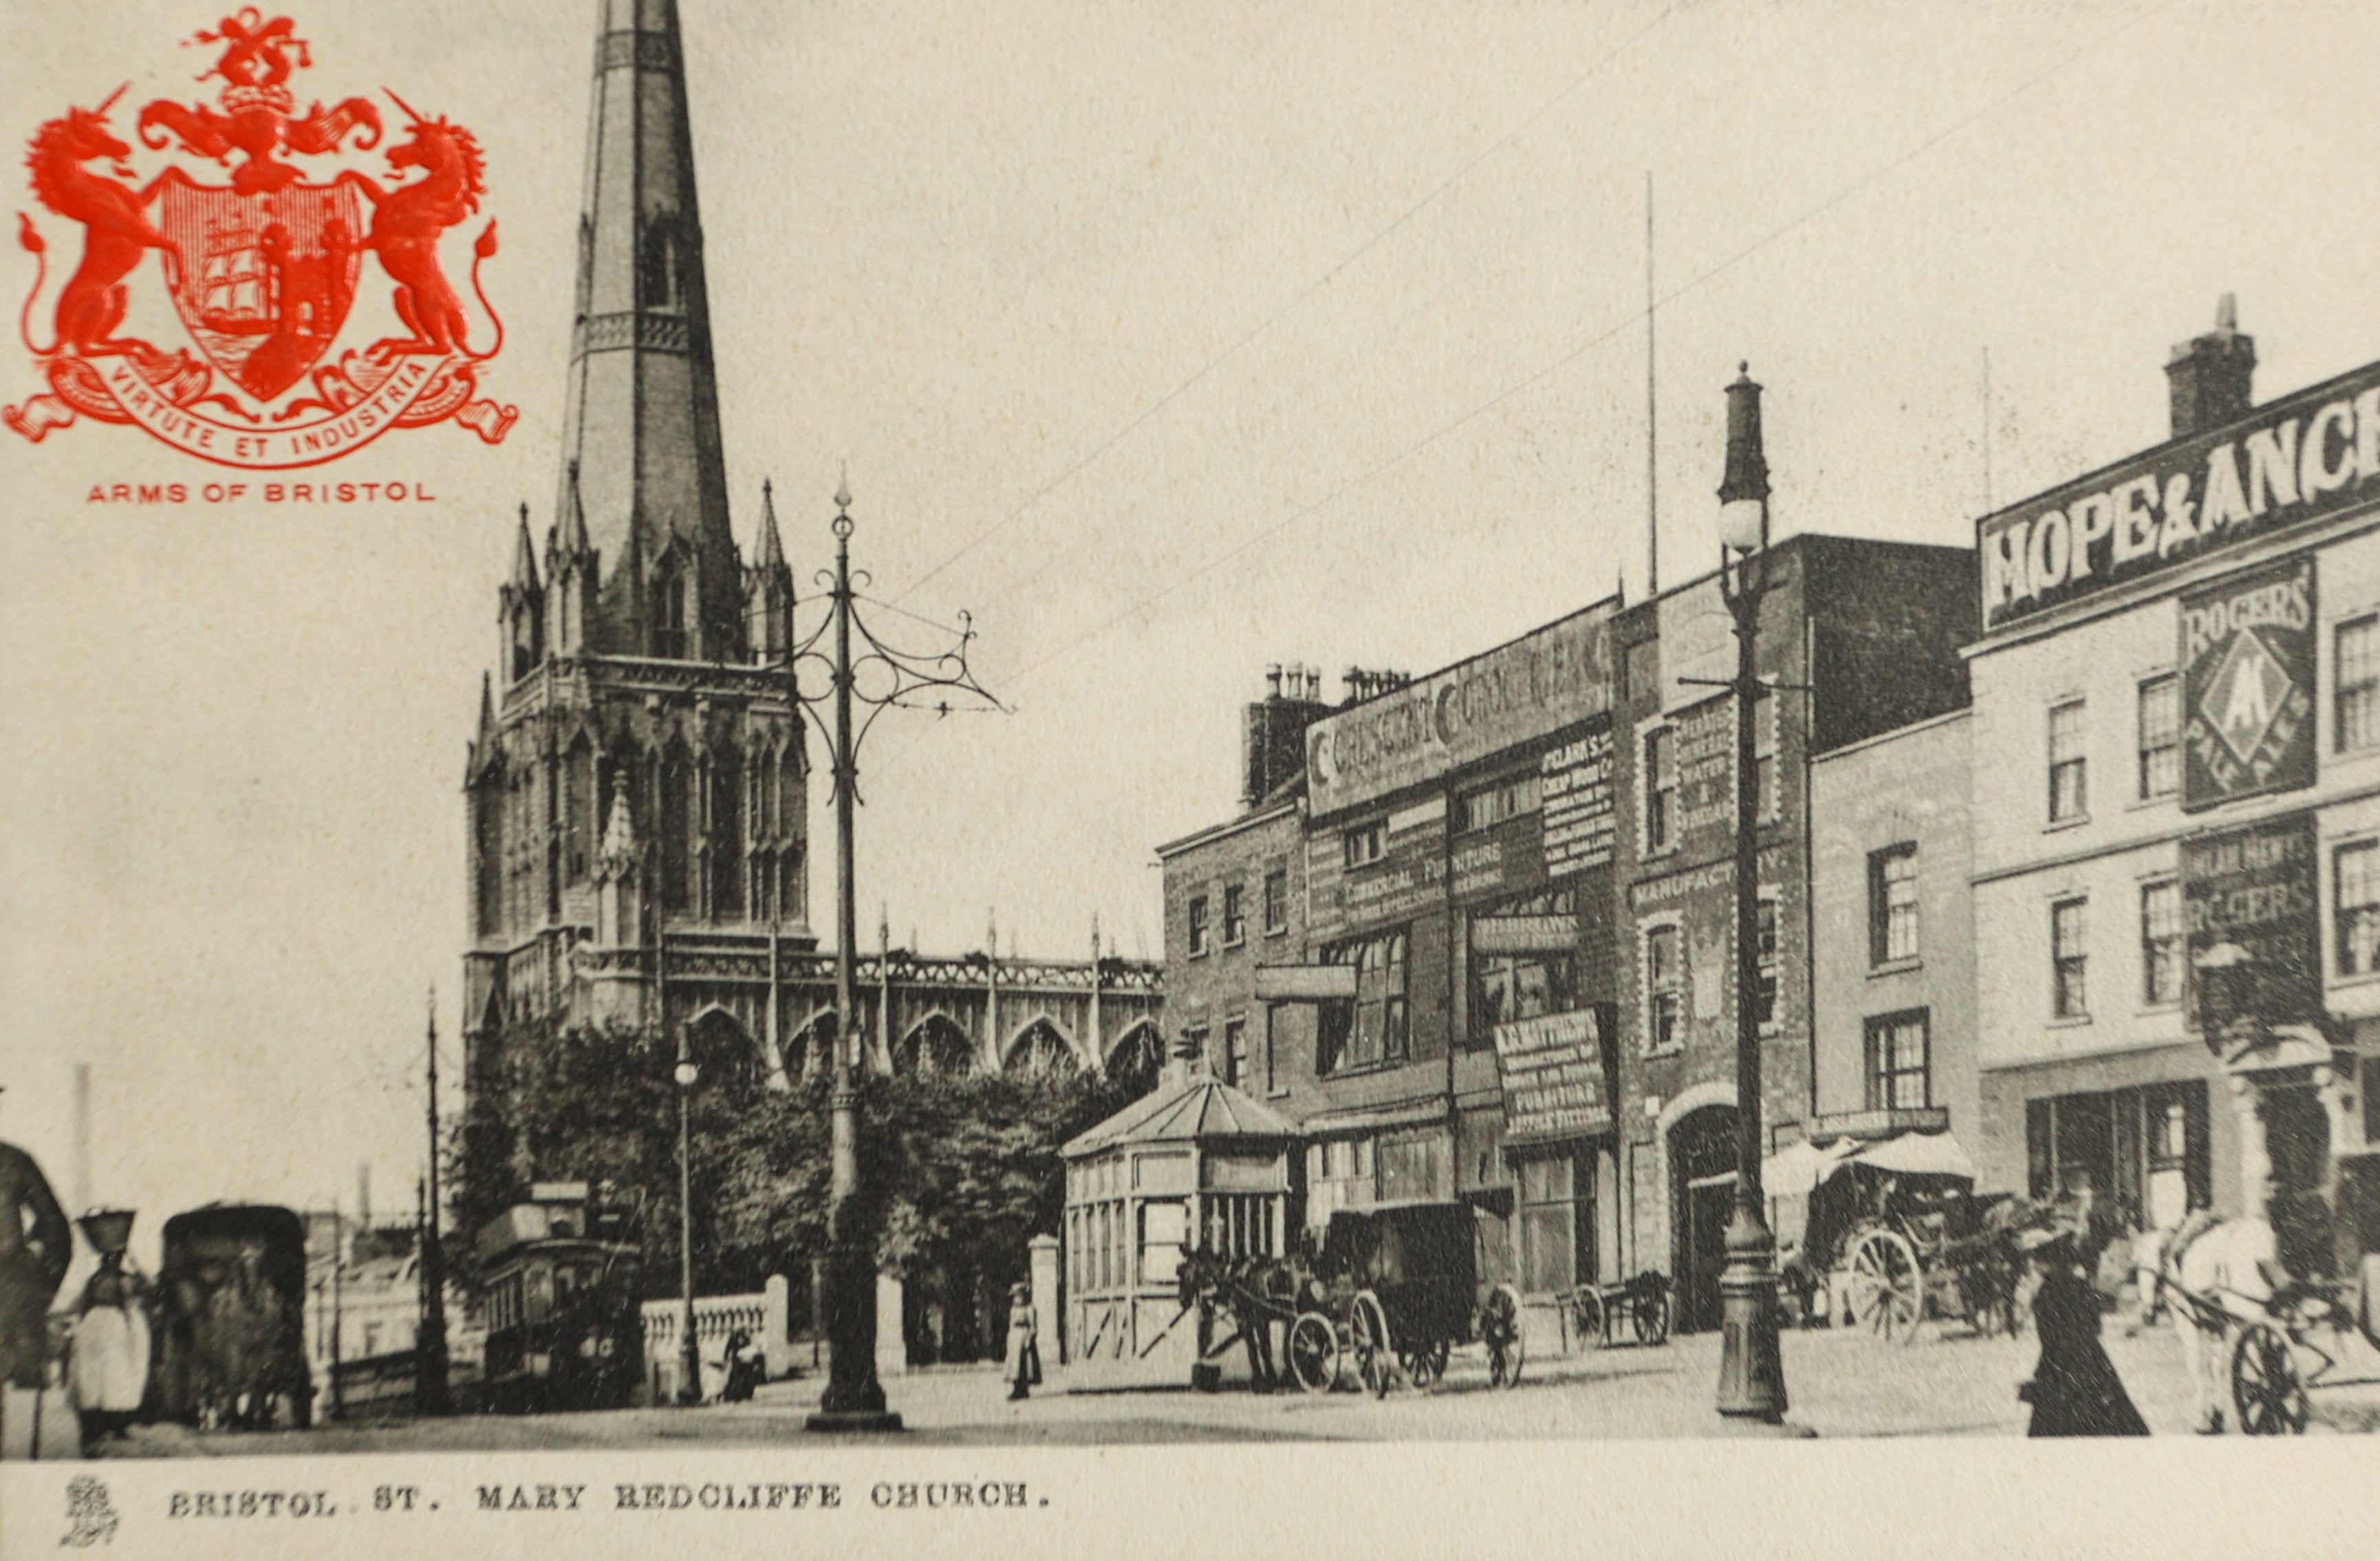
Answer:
[1306,797,1445,942]
[1306,603,1616,818]
[2182,812,2319,1033]
[1493,1004,1616,1145]
[2179,557,2315,809]
[1978,362,2380,632]
[1541,727,1615,872]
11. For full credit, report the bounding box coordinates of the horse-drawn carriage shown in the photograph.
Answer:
[146,1204,314,1429]
[1182,1200,1526,1395]
[2139,1198,2380,1436]
[1777,1132,2022,1344]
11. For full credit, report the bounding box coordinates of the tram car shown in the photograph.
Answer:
[146,1204,314,1429]
[475,1182,645,1414]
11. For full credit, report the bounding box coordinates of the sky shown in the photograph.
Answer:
[3,0,2379,1253]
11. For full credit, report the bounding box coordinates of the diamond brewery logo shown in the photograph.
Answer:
[2180,558,2315,807]
[6,9,515,466]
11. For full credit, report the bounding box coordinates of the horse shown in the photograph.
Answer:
[1176,1245,1304,1391]
[342,104,501,363]
[21,94,184,360]
[2134,1209,2286,1432]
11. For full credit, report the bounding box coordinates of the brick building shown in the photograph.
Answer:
[1969,301,2380,1276]
[1804,705,1978,1252]
[1609,537,1974,1331]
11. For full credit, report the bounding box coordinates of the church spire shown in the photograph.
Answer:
[555,0,742,661]
[744,477,795,662]
[499,503,545,682]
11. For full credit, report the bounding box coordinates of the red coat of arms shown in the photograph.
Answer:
[6,10,515,466]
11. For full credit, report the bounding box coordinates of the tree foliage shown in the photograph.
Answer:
[448,1013,1140,1304]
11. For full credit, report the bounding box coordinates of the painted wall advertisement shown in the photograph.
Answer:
[1306,796,1445,942]
[2179,557,2316,810]
[1978,360,2380,631]
[1306,602,1615,819]
[1540,726,1614,873]
[2182,812,2319,1034]
[1493,1003,1616,1145]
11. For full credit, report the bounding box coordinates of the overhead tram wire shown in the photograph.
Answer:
[912,0,1884,625]
[887,3,1686,607]
[964,0,2173,704]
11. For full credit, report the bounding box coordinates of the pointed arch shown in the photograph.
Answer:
[685,1003,757,1090]
[1002,1015,1080,1078]
[651,542,690,659]
[784,1006,839,1080]
[894,1012,975,1079]
[1103,1019,1164,1101]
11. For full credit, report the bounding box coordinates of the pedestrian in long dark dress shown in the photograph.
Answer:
[2017,1228,2148,1437]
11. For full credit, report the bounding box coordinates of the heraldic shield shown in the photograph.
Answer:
[3,10,515,466]
[158,177,364,401]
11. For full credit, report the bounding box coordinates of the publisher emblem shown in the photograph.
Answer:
[6,10,516,466]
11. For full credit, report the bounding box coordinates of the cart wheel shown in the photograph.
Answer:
[2230,1320,2309,1436]
[1400,1337,1449,1390]
[1482,1283,1526,1389]
[1570,1289,1606,1349]
[1632,1286,1669,1347]
[1848,1230,1923,1344]
[1352,1293,1394,1399]
[1287,1312,1337,1395]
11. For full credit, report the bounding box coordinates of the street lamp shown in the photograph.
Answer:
[1713,363,1788,1423]
[674,1042,701,1406]
[790,479,1004,1434]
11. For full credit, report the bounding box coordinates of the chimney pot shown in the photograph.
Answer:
[2166,294,2255,439]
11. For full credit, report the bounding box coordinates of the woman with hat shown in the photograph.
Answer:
[68,1212,151,1454]
[2015,1225,2147,1437]
[1003,1281,1041,1403]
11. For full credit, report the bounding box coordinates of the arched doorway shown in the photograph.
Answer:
[1669,1104,1739,1335]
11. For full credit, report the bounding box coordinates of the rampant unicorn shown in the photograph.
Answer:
[340,93,501,363]
[18,90,183,362]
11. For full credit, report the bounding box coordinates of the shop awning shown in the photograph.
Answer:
[1846,1130,1976,1181]
[1761,1137,1857,1198]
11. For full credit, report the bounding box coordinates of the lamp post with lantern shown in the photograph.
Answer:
[1713,363,1789,1422]
[674,1038,701,1405]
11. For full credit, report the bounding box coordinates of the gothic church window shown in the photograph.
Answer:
[659,749,691,911]
[713,744,744,917]
[653,559,688,659]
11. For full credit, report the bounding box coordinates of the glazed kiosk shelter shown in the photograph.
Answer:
[1059,1071,1297,1389]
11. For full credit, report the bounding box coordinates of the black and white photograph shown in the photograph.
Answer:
[3,1,2379,1555]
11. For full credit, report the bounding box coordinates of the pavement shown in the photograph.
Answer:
[83,1309,2380,1454]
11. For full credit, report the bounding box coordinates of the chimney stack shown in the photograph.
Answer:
[2165,293,2255,440]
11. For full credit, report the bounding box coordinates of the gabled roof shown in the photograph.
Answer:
[1061,1071,1299,1158]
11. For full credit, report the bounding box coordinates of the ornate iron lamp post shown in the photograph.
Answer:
[1713,363,1788,1422]
[674,1039,702,1405]
[789,478,1003,1433]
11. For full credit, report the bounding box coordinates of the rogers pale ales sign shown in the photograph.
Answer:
[1491,1004,1615,1145]
[1306,601,1615,818]
[2183,812,2319,1033]
[2180,557,2315,808]
[1978,362,2380,630]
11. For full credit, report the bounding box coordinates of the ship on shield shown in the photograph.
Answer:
[162,185,364,402]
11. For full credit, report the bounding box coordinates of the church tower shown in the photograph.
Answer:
[464,0,810,1097]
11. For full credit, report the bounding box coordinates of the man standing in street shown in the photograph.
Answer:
[2,1087,74,1453]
